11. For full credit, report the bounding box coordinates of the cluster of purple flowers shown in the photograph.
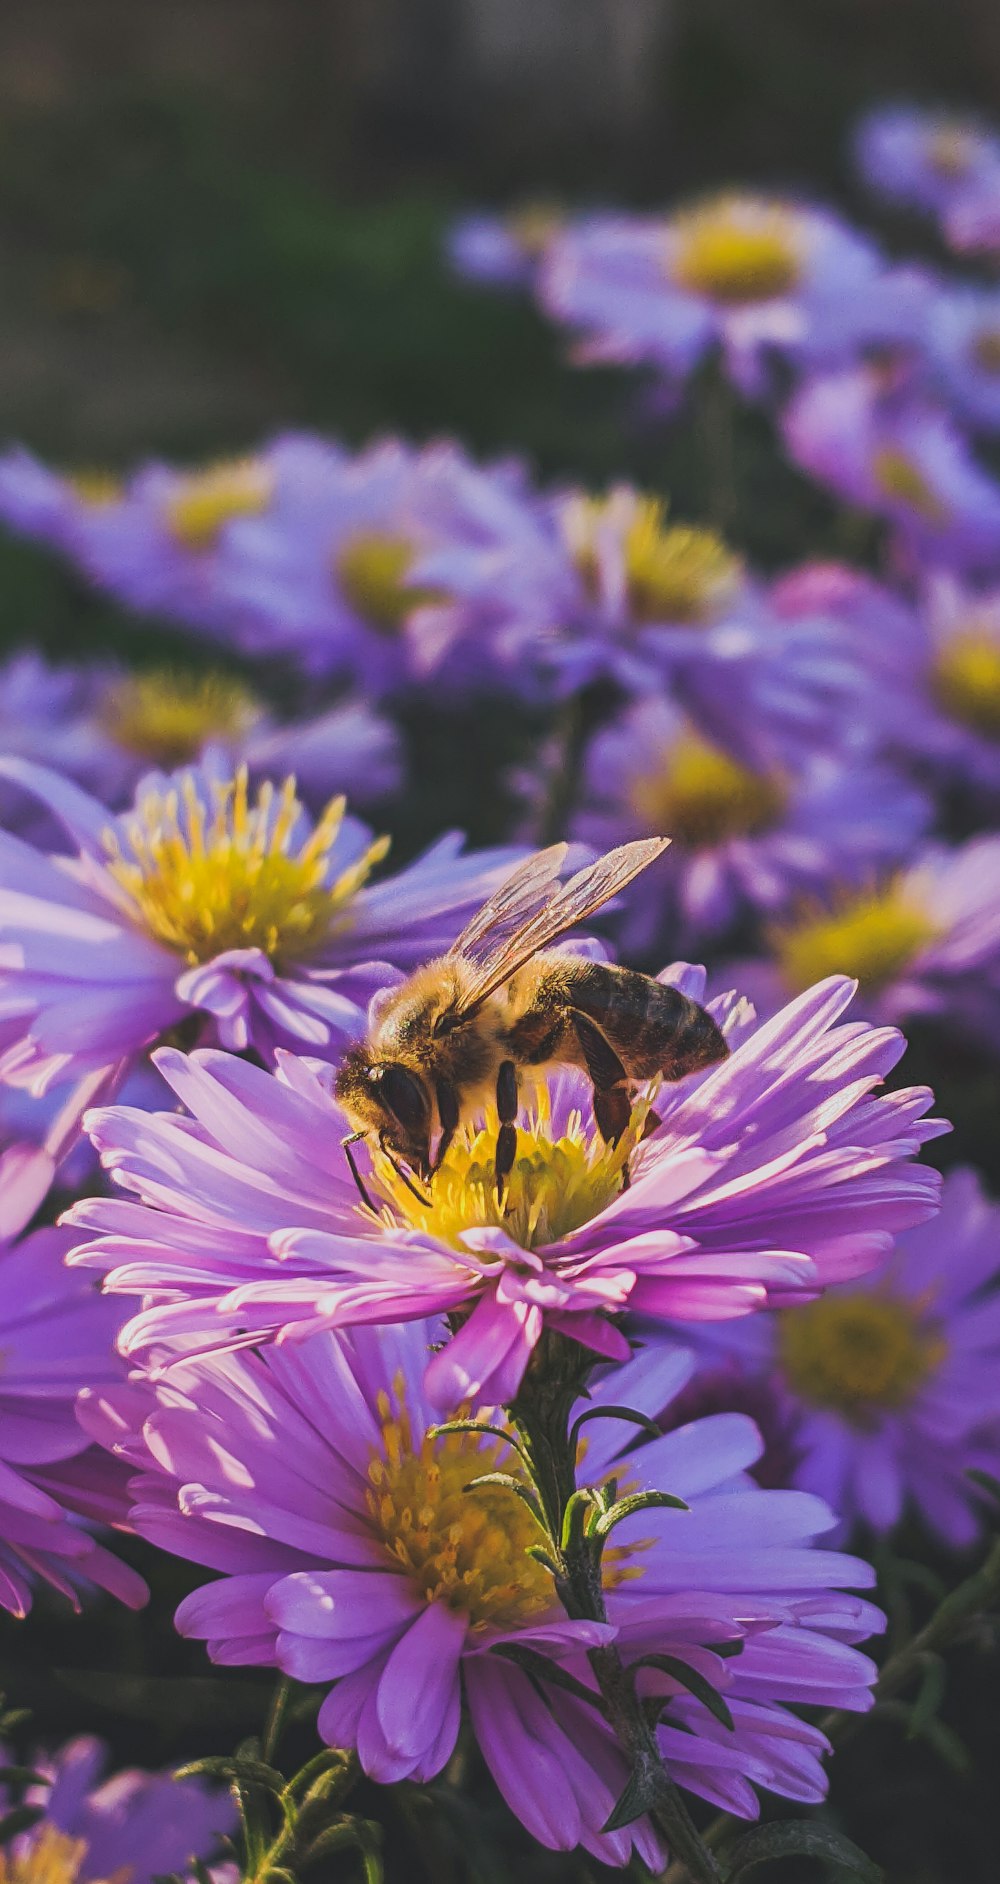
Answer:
[0,93,999,1881]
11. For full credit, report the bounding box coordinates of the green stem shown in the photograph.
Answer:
[510,1340,722,1884]
[534,682,611,847]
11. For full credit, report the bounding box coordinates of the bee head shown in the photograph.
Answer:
[335,1048,433,1175]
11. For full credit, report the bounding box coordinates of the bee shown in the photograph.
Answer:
[335,837,729,1206]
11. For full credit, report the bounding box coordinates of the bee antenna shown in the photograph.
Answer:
[341,1132,375,1212]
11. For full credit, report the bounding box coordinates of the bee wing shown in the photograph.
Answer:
[447,843,569,964]
[449,837,671,1015]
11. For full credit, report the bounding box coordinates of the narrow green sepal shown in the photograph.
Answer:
[725,1820,884,1882]
[594,1488,689,1538]
[631,1653,735,1731]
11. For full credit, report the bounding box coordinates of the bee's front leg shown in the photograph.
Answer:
[495,1058,519,1201]
[568,1010,634,1186]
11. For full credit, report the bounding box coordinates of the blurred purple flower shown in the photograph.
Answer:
[538,198,927,395]
[67,968,944,1403]
[447,203,565,289]
[13,1735,235,1883]
[0,754,520,1097]
[560,693,931,952]
[853,103,1000,220]
[783,365,1000,574]
[78,1322,881,1867]
[652,1168,1000,1545]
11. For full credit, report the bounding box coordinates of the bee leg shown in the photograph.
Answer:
[341,1132,375,1212]
[378,1133,432,1208]
[432,1079,460,1174]
[568,1010,634,1186]
[495,1058,519,1201]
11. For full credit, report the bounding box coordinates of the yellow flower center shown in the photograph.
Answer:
[871,448,948,524]
[630,732,787,847]
[0,1828,127,1884]
[100,667,263,767]
[368,1375,651,1628]
[669,197,802,304]
[103,765,389,967]
[370,1084,651,1255]
[771,881,939,997]
[66,471,122,508]
[574,495,743,625]
[932,628,1000,738]
[971,329,1000,374]
[163,456,273,551]
[926,126,976,177]
[335,530,443,635]
[778,1289,946,1426]
[368,1380,554,1629]
[506,199,563,258]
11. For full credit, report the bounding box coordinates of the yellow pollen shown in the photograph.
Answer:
[972,329,1000,374]
[771,880,939,997]
[163,457,273,551]
[506,199,564,258]
[0,1827,128,1884]
[669,196,802,304]
[66,470,122,508]
[102,765,389,967]
[370,1083,651,1255]
[932,628,1000,739]
[779,1288,946,1426]
[926,125,976,177]
[100,667,263,767]
[574,495,743,625]
[630,732,787,847]
[335,530,444,635]
[871,448,948,524]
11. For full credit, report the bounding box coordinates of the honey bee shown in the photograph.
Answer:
[335,837,729,1206]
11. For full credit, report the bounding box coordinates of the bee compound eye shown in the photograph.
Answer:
[375,1064,428,1134]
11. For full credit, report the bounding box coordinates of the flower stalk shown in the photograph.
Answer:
[509,1336,723,1884]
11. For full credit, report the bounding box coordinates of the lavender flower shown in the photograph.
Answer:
[853,104,1000,220]
[9,1735,235,1884]
[923,282,1000,431]
[0,755,520,1096]
[67,968,944,1404]
[734,838,1000,1045]
[447,203,565,289]
[783,365,1000,574]
[564,694,931,952]
[538,198,927,395]
[78,1322,882,1867]
[655,1169,1000,1545]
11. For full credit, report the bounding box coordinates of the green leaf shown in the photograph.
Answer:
[0,1806,46,1846]
[174,1755,287,1793]
[594,1488,689,1539]
[0,1768,50,1789]
[560,1486,599,1552]
[569,1404,662,1458]
[491,1643,606,1710]
[601,1760,661,1833]
[724,1820,884,1883]
[428,1418,528,1464]
[632,1653,735,1732]
[905,1655,946,1739]
[461,1471,545,1529]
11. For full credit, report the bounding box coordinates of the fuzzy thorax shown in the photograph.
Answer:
[103,767,389,966]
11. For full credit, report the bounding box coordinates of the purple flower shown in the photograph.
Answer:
[923,282,1000,431]
[13,1735,235,1883]
[655,1168,1000,1546]
[77,1321,882,1866]
[783,365,1000,574]
[732,837,1000,1046]
[67,968,944,1404]
[853,104,1000,220]
[538,198,926,396]
[447,204,565,289]
[0,1214,146,1617]
[0,451,121,556]
[415,479,871,767]
[774,561,1000,800]
[0,754,520,1098]
[562,693,930,951]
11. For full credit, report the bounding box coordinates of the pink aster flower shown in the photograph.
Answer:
[67,967,944,1406]
[10,1734,235,1884]
[729,836,1000,1048]
[649,1168,1000,1547]
[77,1322,882,1868]
[782,365,1000,575]
[0,754,520,1099]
